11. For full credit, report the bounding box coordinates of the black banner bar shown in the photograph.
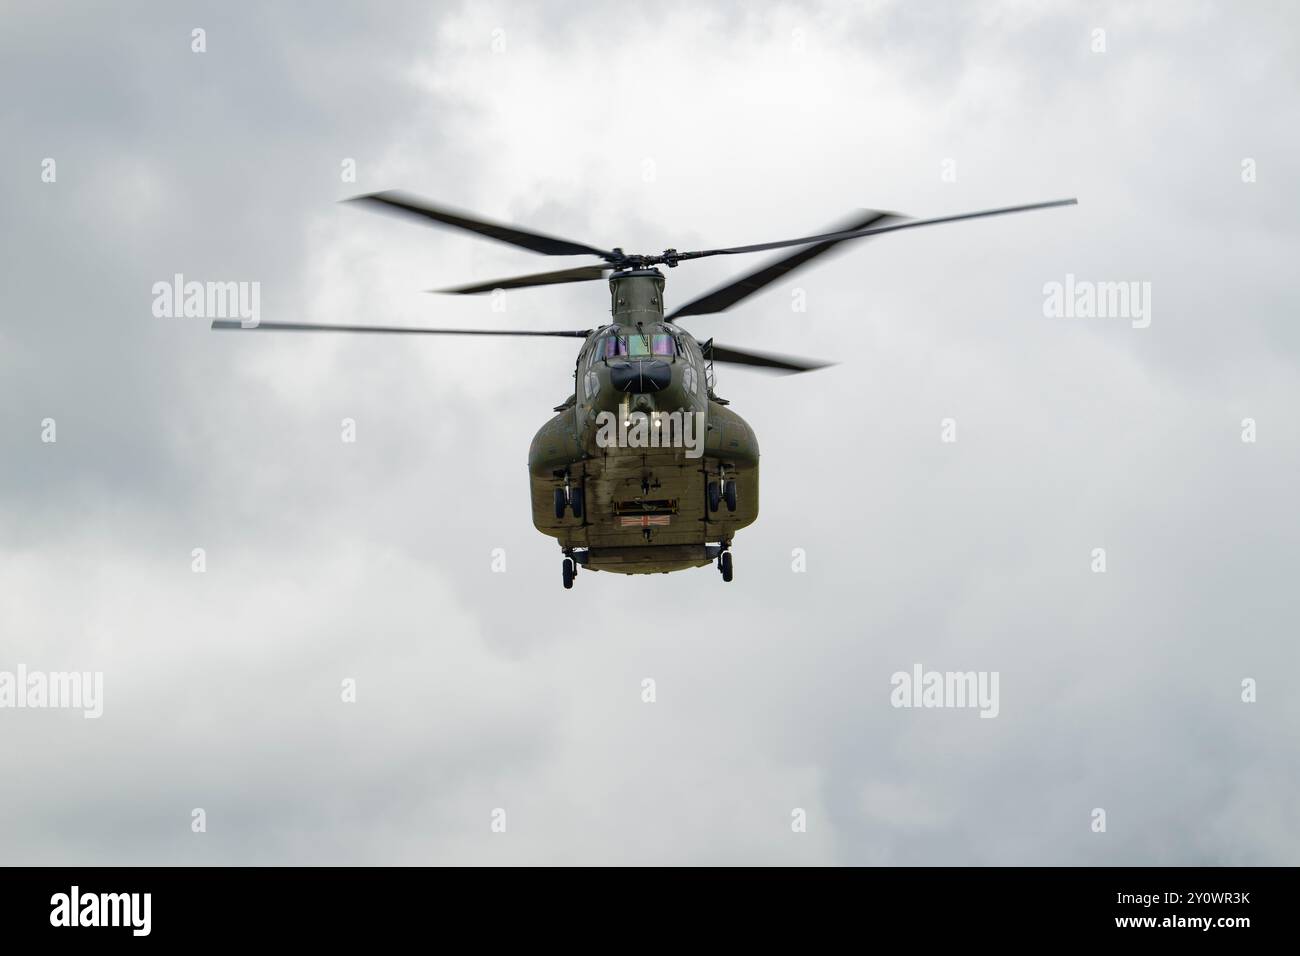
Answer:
[0,866,1290,943]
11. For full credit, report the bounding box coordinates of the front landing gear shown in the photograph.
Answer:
[561,550,586,590]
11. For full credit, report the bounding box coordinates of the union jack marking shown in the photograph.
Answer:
[620,515,671,528]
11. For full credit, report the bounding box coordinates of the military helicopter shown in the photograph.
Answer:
[213,192,1075,587]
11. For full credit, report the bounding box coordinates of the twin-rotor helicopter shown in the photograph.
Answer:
[214,191,1076,588]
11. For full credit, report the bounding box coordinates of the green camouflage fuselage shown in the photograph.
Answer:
[528,271,759,574]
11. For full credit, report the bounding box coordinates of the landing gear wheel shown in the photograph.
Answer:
[723,479,737,512]
[570,486,584,519]
[720,551,733,582]
[562,557,575,589]
[707,480,721,513]
[554,488,566,520]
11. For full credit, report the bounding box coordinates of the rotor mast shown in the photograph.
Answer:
[609,269,666,328]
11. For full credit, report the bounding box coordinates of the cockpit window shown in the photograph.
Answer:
[600,333,677,359]
[651,334,676,357]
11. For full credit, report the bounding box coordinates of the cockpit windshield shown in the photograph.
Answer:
[599,332,677,360]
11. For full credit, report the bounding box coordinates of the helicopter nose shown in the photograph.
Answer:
[609,360,672,394]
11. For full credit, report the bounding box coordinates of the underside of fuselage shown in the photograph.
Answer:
[529,399,760,576]
[531,446,758,574]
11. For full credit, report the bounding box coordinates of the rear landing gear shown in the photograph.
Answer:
[562,557,575,589]
[708,467,737,513]
[717,547,733,583]
[555,476,584,520]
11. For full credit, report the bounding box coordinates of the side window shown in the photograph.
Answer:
[685,337,703,365]
[683,337,710,393]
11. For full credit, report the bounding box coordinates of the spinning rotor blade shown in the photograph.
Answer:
[667,210,901,320]
[670,198,1078,263]
[706,341,833,374]
[435,265,610,295]
[346,191,617,260]
[211,320,590,337]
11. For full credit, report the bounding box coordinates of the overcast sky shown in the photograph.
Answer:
[1,0,1297,864]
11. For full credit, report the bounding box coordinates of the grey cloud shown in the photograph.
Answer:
[0,0,1297,865]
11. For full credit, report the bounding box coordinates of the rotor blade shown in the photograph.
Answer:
[345,191,618,260]
[211,320,590,337]
[707,342,833,374]
[435,265,610,295]
[667,210,901,320]
[673,198,1077,263]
